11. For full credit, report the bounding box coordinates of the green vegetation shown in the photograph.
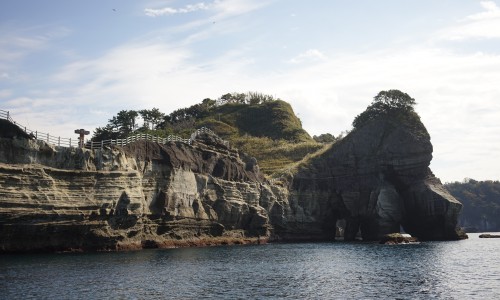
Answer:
[313,133,335,143]
[211,100,311,142]
[91,92,329,175]
[233,136,327,174]
[353,89,417,129]
[445,179,500,231]
[351,89,429,140]
[91,89,423,177]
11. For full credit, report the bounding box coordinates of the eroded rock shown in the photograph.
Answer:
[0,114,465,252]
[287,113,464,241]
[479,234,500,238]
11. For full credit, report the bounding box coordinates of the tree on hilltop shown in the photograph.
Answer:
[313,133,335,143]
[139,108,165,130]
[373,90,416,110]
[352,90,416,129]
[91,109,139,141]
[110,110,139,135]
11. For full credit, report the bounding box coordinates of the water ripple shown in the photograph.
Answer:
[1,234,499,299]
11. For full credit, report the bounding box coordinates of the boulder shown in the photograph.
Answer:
[380,233,419,244]
[479,234,500,238]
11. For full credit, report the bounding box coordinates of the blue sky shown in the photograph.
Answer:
[1,0,499,182]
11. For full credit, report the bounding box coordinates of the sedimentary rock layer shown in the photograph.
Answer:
[289,115,463,241]
[0,114,464,252]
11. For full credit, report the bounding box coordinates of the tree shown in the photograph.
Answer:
[313,133,335,143]
[92,124,120,141]
[109,110,138,135]
[352,90,416,129]
[201,98,216,109]
[232,93,246,104]
[373,90,416,111]
[139,108,165,130]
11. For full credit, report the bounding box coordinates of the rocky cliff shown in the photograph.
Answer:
[287,112,464,241]
[445,180,500,233]
[0,119,288,252]
[0,112,465,252]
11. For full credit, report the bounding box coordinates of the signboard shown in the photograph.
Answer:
[74,129,90,148]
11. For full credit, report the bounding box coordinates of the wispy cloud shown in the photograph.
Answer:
[50,42,192,106]
[289,49,327,64]
[469,0,500,20]
[436,0,500,41]
[144,0,271,19]
[0,26,70,57]
[144,2,210,17]
[211,0,271,17]
[0,25,70,81]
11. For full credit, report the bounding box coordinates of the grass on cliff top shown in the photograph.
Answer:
[191,100,320,175]
[206,100,312,143]
[232,136,331,175]
[108,98,323,176]
[271,141,335,177]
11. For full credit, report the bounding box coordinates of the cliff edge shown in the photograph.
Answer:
[0,98,465,252]
[0,122,284,252]
[287,110,463,241]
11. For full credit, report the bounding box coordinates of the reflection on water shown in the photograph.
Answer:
[1,233,499,299]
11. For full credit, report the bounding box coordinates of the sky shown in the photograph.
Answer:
[0,0,499,183]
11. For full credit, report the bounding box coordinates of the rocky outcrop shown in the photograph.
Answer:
[479,234,500,238]
[0,112,465,252]
[0,137,294,252]
[0,122,287,252]
[286,113,464,241]
[445,180,500,233]
[379,233,419,244]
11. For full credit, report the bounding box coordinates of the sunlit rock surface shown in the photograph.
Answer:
[0,115,464,253]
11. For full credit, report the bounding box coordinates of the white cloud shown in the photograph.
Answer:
[144,2,210,17]
[212,0,270,16]
[0,26,70,57]
[144,0,271,19]
[50,43,193,108]
[436,0,500,41]
[0,26,71,80]
[141,0,273,49]
[470,0,500,20]
[289,49,327,64]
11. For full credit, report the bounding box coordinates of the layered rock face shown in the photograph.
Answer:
[289,114,463,241]
[0,113,464,252]
[0,121,292,252]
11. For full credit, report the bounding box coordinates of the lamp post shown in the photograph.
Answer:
[74,129,90,148]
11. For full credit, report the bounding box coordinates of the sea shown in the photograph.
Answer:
[1,233,499,299]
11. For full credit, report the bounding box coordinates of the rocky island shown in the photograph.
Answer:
[0,90,466,253]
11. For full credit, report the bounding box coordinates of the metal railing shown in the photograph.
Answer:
[190,127,230,148]
[1,110,77,147]
[1,110,229,150]
[85,133,192,149]
[0,110,14,123]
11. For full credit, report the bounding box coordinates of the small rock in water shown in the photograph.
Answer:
[380,233,419,245]
[479,234,500,238]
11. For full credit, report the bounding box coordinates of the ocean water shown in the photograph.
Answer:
[1,233,499,299]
